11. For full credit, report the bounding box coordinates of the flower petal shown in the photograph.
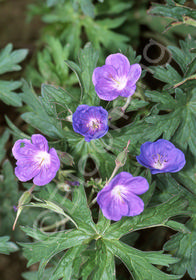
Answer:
[106,53,130,77]
[12,139,38,160]
[97,189,129,221]
[154,148,186,174]
[126,193,144,216]
[127,64,142,85]
[119,84,136,98]
[125,176,149,195]
[31,134,49,151]
[95,79,120,101]
[33,148,60,186]
[92,65,116,86]
[15,160,40,182]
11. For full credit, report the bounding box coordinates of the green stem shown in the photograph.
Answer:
[107,165,119,184]
[87,187,95,205]
[122,96,132,112]
[89,196,97,208]
[41,217,68,231]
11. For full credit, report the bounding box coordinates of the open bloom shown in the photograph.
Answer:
[92,53,142,101]
[72,105,108,142]
[136,139,186,174]
[97,172,149,221]
[12,134,60,186]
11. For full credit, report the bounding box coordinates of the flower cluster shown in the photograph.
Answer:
[12,52,186,223]
[72,105,108,142]
[136,139,186,174]
[92,53,142,101]
[97,172,149,221]
[12,134,60,186]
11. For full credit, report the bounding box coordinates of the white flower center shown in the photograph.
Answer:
[111,185,125,201]
[111,76,127,90]
[34,151,51,167]
[153,154,167,169]
[87,118,100,130]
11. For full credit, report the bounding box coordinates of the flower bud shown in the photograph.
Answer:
[13,191,32,230]
[115,140,130,168]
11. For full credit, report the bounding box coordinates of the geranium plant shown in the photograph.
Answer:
[0,0,196,280]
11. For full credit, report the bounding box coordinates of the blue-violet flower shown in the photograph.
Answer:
[97,172,149,221]
[12,134,60,186]
[136,139,186,174]
[92,53,142,101]
[72,105,108,142]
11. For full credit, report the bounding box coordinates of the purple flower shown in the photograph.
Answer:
[97,172,149,221]
[92,53,142,101]
[72,105,108,142]
[12,134,60,186]
[136,139,186,174]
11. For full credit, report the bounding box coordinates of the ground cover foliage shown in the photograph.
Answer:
[0,0,196,279]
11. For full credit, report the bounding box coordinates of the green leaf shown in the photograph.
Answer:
[79,42,100,105]
[37,184,96,234]
[144,88,196,156]
[0,80,22,106]
[164,215,196,279]
[50,245,87,280]
[96,210,111,235]
[0,236,18,255]
[103,194,187,239]
[65,133,115,179]
[22,268,53,280]
[174,151,196,195]
[172,88,196,155]
[151,64,182,86]
[20,81,65,138]
[104,239,181,280]
[46,0,65,7]
[66,185,97,233]
[126,99,149,112]
[41,83,79,112]
[0,159,20,236]
[5,116,30,140]
[21,112,64,138]
[80,0,94,18]
[149,1,196,25]
[20,227,92,277]
[92,239,115,280]
[0,43,28,74]
[0,129,10,163]
[28,36,78,88]
[150,37,196,90]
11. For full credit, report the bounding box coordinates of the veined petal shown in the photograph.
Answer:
[126,193,144,216]
[92,65,117,86]
[106,53,130,77]
[33,148,60,186]
[95,80,120,100]
[49,148,61,172]
[119,84,136,98]
[127,64,142,85]
[97,189,129,221]
[105,197,129,221]
[31,134,49,151]
[12,139,38,160]
[126,177,149,195]
[15,160,40,182]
